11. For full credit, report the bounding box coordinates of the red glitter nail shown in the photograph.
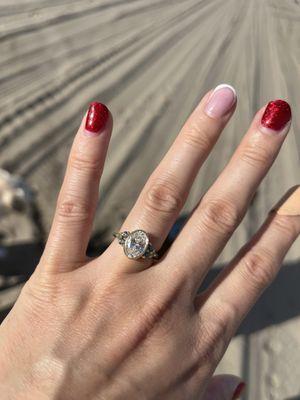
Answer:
[232,382,246,399]
[261,100,291,131]
[85,102,109,134]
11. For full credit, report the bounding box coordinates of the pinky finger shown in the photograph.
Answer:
[198,186,300,336]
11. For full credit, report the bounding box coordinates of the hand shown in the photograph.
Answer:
[0,86,299,400]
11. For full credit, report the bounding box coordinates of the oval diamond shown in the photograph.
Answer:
[124,230,149,259]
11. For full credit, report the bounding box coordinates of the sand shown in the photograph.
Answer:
[0,0,299,398]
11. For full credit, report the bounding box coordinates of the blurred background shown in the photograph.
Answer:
[0,0,299,398]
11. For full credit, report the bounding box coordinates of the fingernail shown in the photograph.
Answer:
[273,185,300,216]
[204,84,236,118]
[85,102,109,135]
[232,382,246,399]
[261,99,291,131]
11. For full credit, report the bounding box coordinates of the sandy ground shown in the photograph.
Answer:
[0,0,299,398]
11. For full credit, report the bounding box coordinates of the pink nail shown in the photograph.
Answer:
[205,84,236,118]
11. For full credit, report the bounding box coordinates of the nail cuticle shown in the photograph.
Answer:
[258,120,291,136]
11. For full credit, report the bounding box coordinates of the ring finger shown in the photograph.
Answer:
[105,84,237,271]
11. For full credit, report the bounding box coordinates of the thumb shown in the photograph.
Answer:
[202,374,246,400]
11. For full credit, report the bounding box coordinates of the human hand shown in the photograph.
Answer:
[0,86,299,400]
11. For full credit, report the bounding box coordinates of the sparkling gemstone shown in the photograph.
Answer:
[124,230,149,259]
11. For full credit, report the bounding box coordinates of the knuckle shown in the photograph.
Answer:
[200,198,241,235]
[241,142,272,168]
[241,248,277,290]
[56,199,91,223]
[145,181,183,216]
[273,215,299,238]
[182,122,213,151]
[70,153,100,176]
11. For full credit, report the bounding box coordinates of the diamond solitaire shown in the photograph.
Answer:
[113,230,159,261]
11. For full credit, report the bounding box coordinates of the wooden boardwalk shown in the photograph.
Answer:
[0,1,299,398]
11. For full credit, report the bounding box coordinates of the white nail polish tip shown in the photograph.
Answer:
[213,84,237,99]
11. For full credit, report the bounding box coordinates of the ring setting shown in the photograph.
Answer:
[113,230,159,260]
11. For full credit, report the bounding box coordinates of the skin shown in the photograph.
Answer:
[0,89,299,400]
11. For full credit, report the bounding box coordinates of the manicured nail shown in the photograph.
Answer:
[232,382,246,399]
[205,84,236,118]
[273,185,300,216]
[261,99,291,131]
[85,102,109,135]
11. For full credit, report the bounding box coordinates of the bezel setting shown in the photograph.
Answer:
[124,230,149,259]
